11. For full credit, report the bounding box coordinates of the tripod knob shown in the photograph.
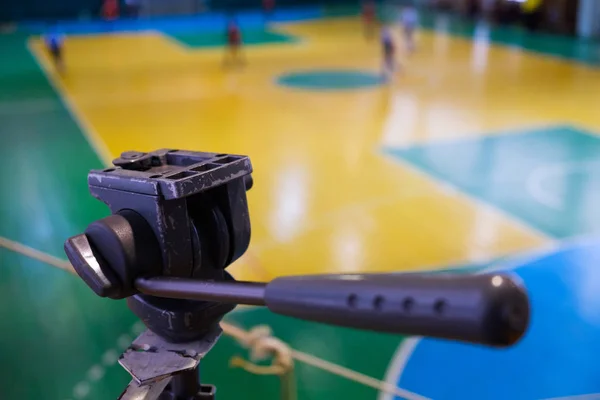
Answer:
[65,233,121,298]
[65,210,162,299]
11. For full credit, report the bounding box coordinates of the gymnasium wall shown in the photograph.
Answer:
[0,0,354,23]
[0,0,102,21]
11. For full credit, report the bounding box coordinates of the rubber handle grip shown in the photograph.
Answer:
[264,273,529,347]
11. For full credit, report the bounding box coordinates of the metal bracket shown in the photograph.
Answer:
[118,326,222,400]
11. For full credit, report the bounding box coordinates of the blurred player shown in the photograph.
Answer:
[362,0,376,39]
[263,0,275,23]
[380,25,396,80]
[103,0,119,22]
[125,0,141,18]
[224,19,244,67]
[44,27,65,74]
[399,3,418,53]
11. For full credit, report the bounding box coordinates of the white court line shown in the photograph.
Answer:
[378,337,422,400]
[221,319,429,400]
[381,123,564,150]
[26,40,113,167]
[290,345,429,400]
[377,233,600,400]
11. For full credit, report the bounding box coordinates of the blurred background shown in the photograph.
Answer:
[2,0,600,399]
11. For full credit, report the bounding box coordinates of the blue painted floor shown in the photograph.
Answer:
[395,237,600,399]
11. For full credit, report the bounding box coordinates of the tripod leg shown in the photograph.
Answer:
[170,368,199,398]
[168,366,216,400]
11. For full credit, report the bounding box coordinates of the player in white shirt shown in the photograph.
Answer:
[399,4,418,53]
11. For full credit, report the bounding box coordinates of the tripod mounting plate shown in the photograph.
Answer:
[91,149,253,200]
[119,325,222,386]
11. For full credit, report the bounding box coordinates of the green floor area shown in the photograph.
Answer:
[0,33,59,103]
[0,33,108,254]
[168,28,297,49]
[0,32,123,400]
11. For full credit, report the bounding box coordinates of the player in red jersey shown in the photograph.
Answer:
[362,0,376,39]
[102,0,119,21]
[224,19,244,67]
[102,0,119,31]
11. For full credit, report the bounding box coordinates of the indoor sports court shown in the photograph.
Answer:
[2,2,600,399]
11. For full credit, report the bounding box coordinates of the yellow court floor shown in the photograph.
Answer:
[29,16,600,282]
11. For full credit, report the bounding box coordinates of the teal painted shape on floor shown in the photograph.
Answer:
[278,70,385,90]
[385,126,600,239]
[168,29,297,48]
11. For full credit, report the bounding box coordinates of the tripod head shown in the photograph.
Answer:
[64,149,530,400]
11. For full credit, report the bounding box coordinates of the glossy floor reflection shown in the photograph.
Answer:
[2,10,600,400]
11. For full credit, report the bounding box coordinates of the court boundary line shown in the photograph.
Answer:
[26,40,113,167]
[377,233,600,400]
[381,123,600,150]
[378,337,421,400]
